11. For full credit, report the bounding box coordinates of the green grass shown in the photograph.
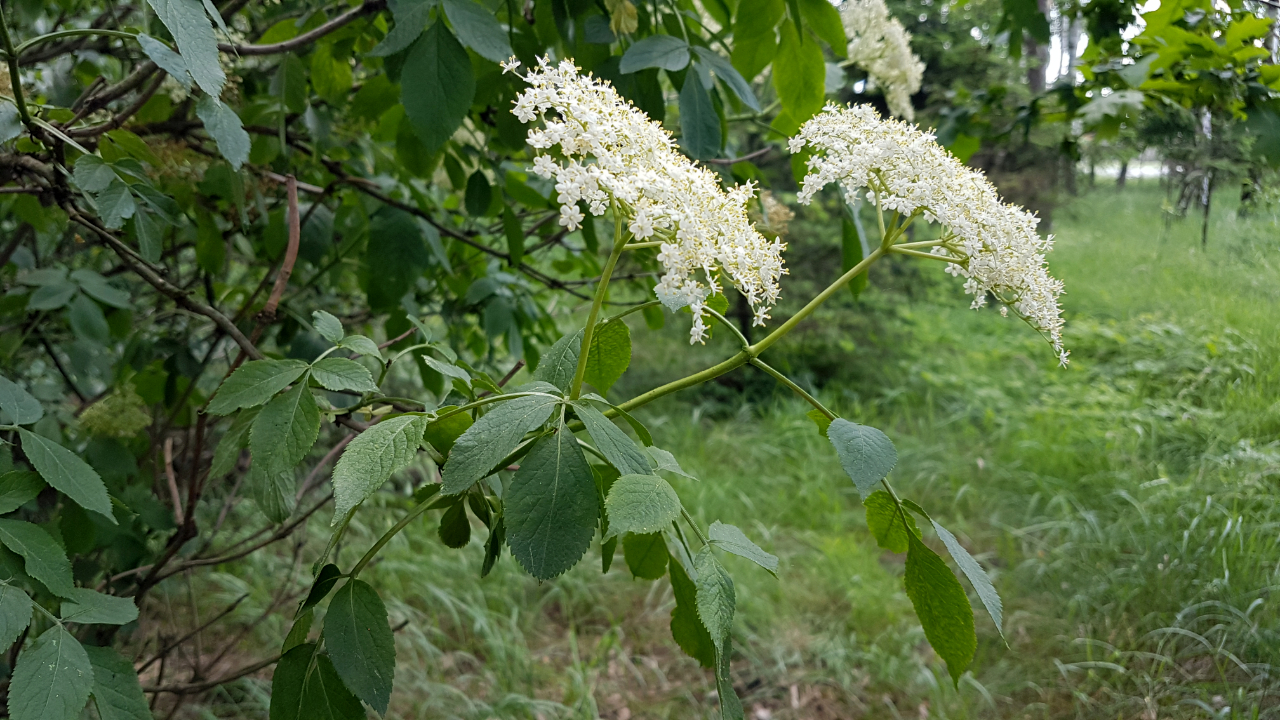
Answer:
[196,181,1280,719]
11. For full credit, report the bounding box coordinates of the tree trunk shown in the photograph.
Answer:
[1116,161,1128,188]
[1024,0,1052,93]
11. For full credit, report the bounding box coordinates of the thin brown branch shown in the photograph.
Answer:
[261,175,300,319]
[164,437,184,526]
[138,594,250,674]
[378,327,416,349]
[143,654,280,694]
[703,146,772,165]
[67,69,166,138]
[218,0,386,55]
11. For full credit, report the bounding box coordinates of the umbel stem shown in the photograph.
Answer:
[569,205,629,400]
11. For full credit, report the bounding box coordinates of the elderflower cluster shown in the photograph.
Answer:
[791,104,1068,365]
[505,57,786,343]
[842,0,924,120]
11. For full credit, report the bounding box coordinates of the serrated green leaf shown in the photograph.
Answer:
[195,96,249,170]
[310,358,378,394]
[797,0,848,55]
[300,564,343,615]
[209,407,258,480]
[863,490,920,554]
[331,415,428,523]
[338,335,382,358]
[59,588,138,625]
[207,359,309,415]
[132,207,162,263]
[250,380,320,477]
[584,319,631,393]
[645,446,697,480]
[0,520,73,596]
[440,393,560,494]
[438,500,471,548]
[904,532,976,685]
[0,375,43,425]
[18,429,115,523]
[70,269,130,309]
[73,155,117,193]
[249,465,295,524]
[606,474,682,538]
[84,645,150,720]
[312,311,344,344]
[0,582,32,653]
[137,33,192,88]
[930,519,1004,639]
[623,531,669,579]
[363,209,432,312]
[281,610,313,655]
[575,403,649,476]
[669,556,716,667]
[26,280,78,311]
[620,34,690,72]
[533,330,582,393]
[147,0,224,96]
[271,642,366,720]
[827,418,896,498]
[680,73,721,159]
[692,48,761,112]
[708,521,777,576]
[7,624,92,720]
[324,579,396,715]
[505,428,599,579]
[482,513,505,577]
[422,355,470,382]
[442,0,513,62]
[694,546,735,642]
[369,0,433,56]
[403,21,475,154]
[0,471,42,515]
[424,407,472,455]
[96,178,137,230]
[731,0,782,80]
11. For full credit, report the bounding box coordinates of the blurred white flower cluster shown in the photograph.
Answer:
[791,104,1068,365]
[505,57,786,343]
[842,0,924,120]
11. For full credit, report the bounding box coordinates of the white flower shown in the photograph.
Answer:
[791,104,1068,362]
[841,0,924,120]
[510,57,787,343]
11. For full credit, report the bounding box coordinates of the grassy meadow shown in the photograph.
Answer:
[192,182,1280,719]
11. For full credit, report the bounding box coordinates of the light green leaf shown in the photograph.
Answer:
[73,155,117,193]
[692,48,761,112]
[930,518,1004,639]
[137,33,192,88]
[708,521,777,576]
[504,428,599,580]
[442,0,513,62]
[605,474,682,538]
[132,207,162,263]
[422,355,470,382]
[797,0,848,56]
[310,358,378,394]
[96,179,137,230]
[0,582,32,653]
[403,21,475,154]
[207,359,309,415]
[619,34,690,72]
[338,335,383,358]
[310,43,353,105]
[195,96,250,171]
[863,490,919,554]
[59,588,138,625]
[584,319,631,393]
[70,269,130,309]
[731,0,783,80]
[270,642,365,720]
[208,407,258,480]
[574,403,649,476]
[0,471,42,515]
[68,293,110,345]
[0,519,74,596]
[772,19,826,134]
[84,645,150,720]
[26,280,78,311]
[440,393,560,494]
[147,0,224,96]
[0,375,43,425]
[645,446,697,480]
[622,531,669,579]
[904,532,976,685]
[826,418,896,498]
[250,381,320,477]
[424,407,472,455]
[18,429,115,523]
[668,556,716,667]
[0,101,21,144]
[7,624,92,720]
[694,546,735,643]
[324,579,396,715]
[312,311,344,344]
[369,0,434,56]
[330,415,428,523]
[533,330,582,393]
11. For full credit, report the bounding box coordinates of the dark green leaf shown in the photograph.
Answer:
[692,48,761,111]
[708,521,777,576]
[59,588,138,625]
[282,610,313,654]
[324,579,396,715]
[502,205,524,267]
[363,208,432,312]
[331,415,428,522]
[132,206,161,260]
[0,376,43,425]
[369,0,433,56]
[70,269,131,309]
[904,532,976,685]
[271,642,366,720]
[575,403,649,476]
[930,519,1004,639]
[137,33,192,88]
[669,556,716,667]
[620,34,691,72]
[623,531,669,579]
[312,311,344,344]
[26,280,78,311]
[85,645,151,720]
[464,171,492,216]
[0,103,21,144]
[442,0,514,62]
[826,418,896,498]
[694,546,735,642]
[7,624,92,720]
[584,319,631,393]
[797,0,847,55]
[0,471,42,515]
[195,96,250,170]
[863,490,919,554]
[481,513,504,577]
[403,21,476,154]
[606,474,682,538]
[300,564,343,614]
[209,407,258,480]
[146,0,225,96]
[18,429,115,523]
[533,330,582,393]
[68,294,110,345]
[249,380,321,476]
[272,54,308,113]
[0,582,32,653]
[250,466,296,524]
[505,429,599,579]
[841,214,869,297]
[438,500,471,548]
[680,74,721,159]
[715,635,745,720]
[440,392,560,493]
[310,358,378,394]
[207,359,309,415]
[338,335,383,358]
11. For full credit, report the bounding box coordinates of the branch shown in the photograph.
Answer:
[143,654,280,694]
[703,146,772,165]
[261,175,299,319]
[218,0,386,55]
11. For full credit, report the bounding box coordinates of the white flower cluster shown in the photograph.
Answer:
[505,57,786,343]
[842,0,924,120]
[791,104,1068,365]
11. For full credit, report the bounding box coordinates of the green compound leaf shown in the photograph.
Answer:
[574,403,649,476]
[504,429,599,580]
[195,96,249,171]
[338,335,382,358]
[324,579,396,715]
[645,446,697,480]
[59,588,139,625]
[250,380,321,477]
[0,582,33,653]
[694,546,735,643]
[605,474,682,538]
[312,311,344,344]
[904,532,976,686]
[146,0,225,96]
[310,358,378,394]
[207,359,309,415]
[271,642,365,720]
[208,407,258,481]
[623,531,669,579]
[863,490,920,554]
[331,415,428,523]
[584,319,631,393]
[708,521,778,576]
[249,466,295,524]
[0,375,44,425]
[533,330,582,394]
[0,471,44,514]
[369,0,432,56]
[403,21,475,155]
[440,393,560,494]
[7,624,92,720]
[442,0,513,63]
[0,519,74,596]
[930,519,1004,640]
[669,556,716,667]
[84,645,150,720]
[424,407,472,455]
[826,418,897,498]
[18,429,115,523]
[137,33,192,88]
